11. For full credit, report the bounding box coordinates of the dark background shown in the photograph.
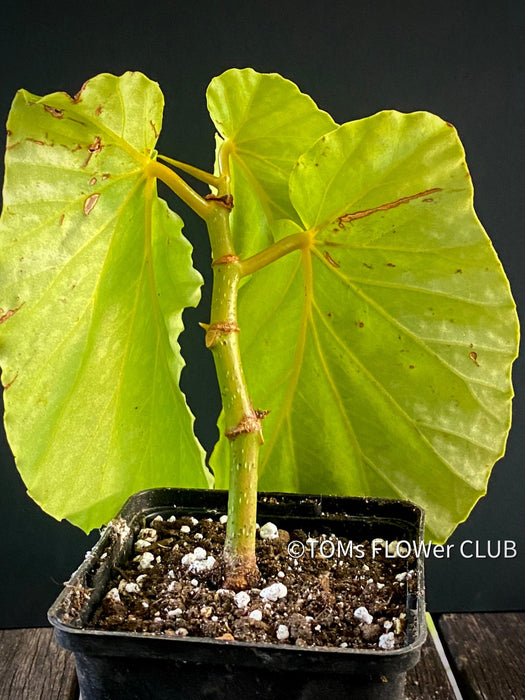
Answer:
[1,0,523,627]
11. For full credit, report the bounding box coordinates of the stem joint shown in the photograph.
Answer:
[205,193,234,210]
[225,409,263,441]
[212,254,240,266]
[201,321,240,349]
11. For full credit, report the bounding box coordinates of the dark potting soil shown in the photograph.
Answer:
[89,514,417,650]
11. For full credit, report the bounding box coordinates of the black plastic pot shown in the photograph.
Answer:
[49,488,426,699]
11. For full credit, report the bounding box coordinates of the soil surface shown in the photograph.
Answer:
[89,514,417,649]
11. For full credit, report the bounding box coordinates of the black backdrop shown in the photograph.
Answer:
[1,0,523,627]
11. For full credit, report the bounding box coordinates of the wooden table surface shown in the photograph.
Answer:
[1,612,523,699]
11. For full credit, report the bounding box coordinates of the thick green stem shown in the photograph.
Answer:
[152,147,304,589]
[200,142,261,587]
[206,205,262,589]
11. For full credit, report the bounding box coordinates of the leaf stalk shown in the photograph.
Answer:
[240,230,312,277]
[157,154,221,188]
[146,160,212,220]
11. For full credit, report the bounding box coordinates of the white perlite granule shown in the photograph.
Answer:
[138,527,157,542]
[276,624,289,641]
[234,591,251,609]
[105,588,121,603]
[260,583,287,602]
[138,552,155,570]
[259,522,279,540]
[354,606,373,624]
[193,547,207,561]
[378,632,395,650]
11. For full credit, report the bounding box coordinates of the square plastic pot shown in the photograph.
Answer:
[49,488,427,699]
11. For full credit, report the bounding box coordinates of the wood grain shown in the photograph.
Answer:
[438,612,525,700]
[405,633,456,699]
[0,628,77,700]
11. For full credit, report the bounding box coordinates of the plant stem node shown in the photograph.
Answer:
[225,410,263,440]
[212,254,240,266]
[204,193,234,210]
[204,321,241,349]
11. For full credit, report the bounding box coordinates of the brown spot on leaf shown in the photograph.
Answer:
[0,302,24,324]
[89,136,102,153]
[59,214,65,226]
[67,117,87,127]
[150,120,159,139]
[386,263,396,267]
[363,262,373,270]
[455,269,463,274]
[44,105,64,119]
[337,188,442,228]
[82,136,102,168]
[409,365,415,369]
[6,130,21,150]
[3,373,18,390]
[73,82,88,103]
[324,251,340,268]
[83,193,100,216]
[26,138,45,146]
[89,177,97,186]
[95,105,103,117]
[102,173,110,180]
[469,351,479,366]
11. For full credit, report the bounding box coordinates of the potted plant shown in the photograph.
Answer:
[0,68,519,698]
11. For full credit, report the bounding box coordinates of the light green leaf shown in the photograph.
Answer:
[213,111,519,543]
[207,68,335,258]
[0,72,210,532]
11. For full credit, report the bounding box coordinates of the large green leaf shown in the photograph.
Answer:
[0,72,210,532]
[212,111,519,543]
[206,68,335,259]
